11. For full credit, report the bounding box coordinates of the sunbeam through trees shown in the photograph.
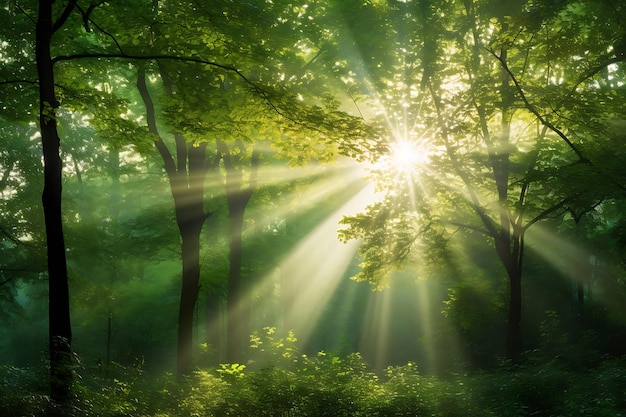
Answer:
[1,0,626,415]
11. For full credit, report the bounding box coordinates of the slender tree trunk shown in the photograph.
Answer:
[177,217,203,374]
[36,0,73,403]
[505,258,523,362]
[136,67,211,374]
[495,40,522,362]
[494,235,523,363]
[172,127,208,375]
[220,142,258,363]
[226,197,246,362]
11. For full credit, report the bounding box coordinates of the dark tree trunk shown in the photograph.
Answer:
[494,44,522,363]
[171,128,208,375]
[493,237,523,363]
[226,196,246,362]
[177,214,203,374]
[36,0,73,403]
[221,143,258,363]
[136,67,211,375]
[506,262,522,363]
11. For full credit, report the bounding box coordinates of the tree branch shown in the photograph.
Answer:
[428,81,500,240]
[53,52,241,71]
[523,196,572,232]
[136,66,177,177]
[486,47,591,164]
[75,1,107,32]
[14,2,36,25]
[52,0,79,34]
[571,54,625,92]
[0,224,26,247]
[0,79,38,87]
[76,3,126,53]
[0,276,14,286]
[446,221,493,237]
[51,52,321,130]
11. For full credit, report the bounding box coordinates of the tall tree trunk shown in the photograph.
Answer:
[36,0,73,403]
[506,267,522,362]
[168,100,209,376]
[498,244,522,362]
[136,67,211,375]
[492,38,522,362]
[221,142,258,363]
[226,198,246,362]
[461,2,525,363]
[177,213,203,374]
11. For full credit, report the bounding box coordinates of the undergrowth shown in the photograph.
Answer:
[2,328,625,416]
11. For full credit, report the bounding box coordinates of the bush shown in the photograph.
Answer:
[0,365,50,416]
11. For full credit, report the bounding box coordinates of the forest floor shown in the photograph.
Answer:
[2,352,625,416]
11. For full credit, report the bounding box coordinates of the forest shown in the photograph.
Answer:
[1,0,626,415]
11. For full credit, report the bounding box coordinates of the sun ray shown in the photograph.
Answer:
[359,287,392,369]
[243,160,375,239]
[242,173,380,352]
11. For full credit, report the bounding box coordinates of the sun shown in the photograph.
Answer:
[370,137,431,181]
[388,138,430,173]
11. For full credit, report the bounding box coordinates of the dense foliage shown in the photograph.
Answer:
[2,330,626,416]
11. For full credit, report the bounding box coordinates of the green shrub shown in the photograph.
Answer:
[2,347,626,416]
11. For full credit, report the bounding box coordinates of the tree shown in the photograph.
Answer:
[3,0,244,389]
[35,0,76,402]
[340,0,626,362]
[129,0,380,367]
[2,0,381,382]
[219,140,258,361]
[136,64,217,374]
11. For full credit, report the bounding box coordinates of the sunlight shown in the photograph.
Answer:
[243,158,379,234]
[254,184,376,347]
[363,132,434,215]
[355,268,465,373]
[359,287,392,369]
[387,138,430,174]
[366,132,434,187]
[525,224,595,291]
[200,156,384,363]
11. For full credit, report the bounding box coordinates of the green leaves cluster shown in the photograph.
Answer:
[339,201,419,288]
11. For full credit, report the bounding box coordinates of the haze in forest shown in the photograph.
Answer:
[1,0,626,415]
